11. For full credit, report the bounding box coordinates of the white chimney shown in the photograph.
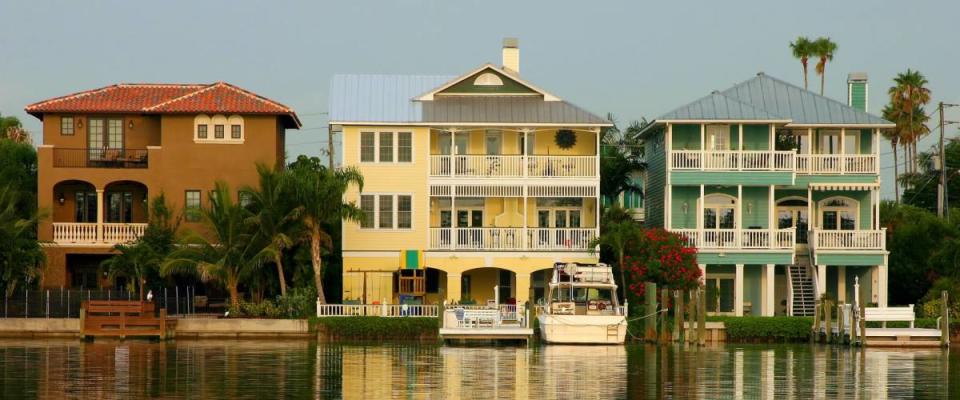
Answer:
[502,38,519,75]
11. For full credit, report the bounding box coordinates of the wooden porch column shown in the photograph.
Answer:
[878,261,889,307]
[96,189,104,243]
[698,184,705,230]
[738,123,744,171]
[764,264,775,316]
[451,187,457,250]
[768,185,775,248]
[446,273,462,303]
[734,264,744,316]
[839,128,846,175]
[736,185,743,245]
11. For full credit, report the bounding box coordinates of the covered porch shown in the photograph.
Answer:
[51,179,149,245]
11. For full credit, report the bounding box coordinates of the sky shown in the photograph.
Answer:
[2,0,959,199]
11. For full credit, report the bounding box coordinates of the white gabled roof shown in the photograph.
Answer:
[414,63,561,102]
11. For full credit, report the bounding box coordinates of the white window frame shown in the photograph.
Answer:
[358,192,414,231]
[194,114,244,144]
[705,125,730,151]
[817,196,859,230]
[358,130,414,164]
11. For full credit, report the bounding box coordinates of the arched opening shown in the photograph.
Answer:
[776,197,809,244]
[461,267,516,305]
[818,196,858,230]
[701,193,737,247]
[395,267,447,305]
[103,180,149,224]
[530,267,554,306]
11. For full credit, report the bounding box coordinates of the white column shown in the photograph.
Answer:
[666,186,672,230]
[451,188,457,250]
[666,123,674,174]
[807,187,814,245]
[96,189,104,242]
[699,123,705,158]
[839,127,846,175]
[874,189,881,230]
[736,185,743,245]
[698,184,705,230]
[768,185,775,248]
[738,123,744,171]
[817,265,827,298]
[449,129,456,177]
[522,186,528,250]
[878,261,888,307]
[522,129,529,178]
[764,264,775,316]
[838,265,847,303]
[735,264,744,316]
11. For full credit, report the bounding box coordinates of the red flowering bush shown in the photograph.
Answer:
[624,228,700,297]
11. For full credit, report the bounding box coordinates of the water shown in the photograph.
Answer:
[0,339,956,399]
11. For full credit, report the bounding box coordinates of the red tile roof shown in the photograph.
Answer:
[25,82,301,128]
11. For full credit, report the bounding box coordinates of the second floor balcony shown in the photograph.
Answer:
[809,229,885,251]
[671,150,796,171]
[673,228,796,250]
[53,222,148,245]
[429,155,597,178]
[428,227,596,251]
[53,147,149,169]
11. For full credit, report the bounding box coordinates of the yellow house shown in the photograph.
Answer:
[330,39,610,307]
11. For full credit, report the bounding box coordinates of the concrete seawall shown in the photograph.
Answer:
[0,318,311,339]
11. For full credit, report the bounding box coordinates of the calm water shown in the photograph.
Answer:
[0,339,956,399]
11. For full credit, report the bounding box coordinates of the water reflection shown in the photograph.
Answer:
[0,339,955,399]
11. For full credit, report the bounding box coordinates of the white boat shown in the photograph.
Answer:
[538,262,627,344]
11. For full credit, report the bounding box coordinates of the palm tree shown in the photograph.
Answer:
[812,37,837,95]
[590,207,641,301]
[243,164,302,297]
[288,157,364,304]
[882,104,904,202]
[101,242,159,301]
[162,182,260,309]
[600,151,645,205]
[889,69,931,174]
[789,36,814,90]
[0,185,45,297]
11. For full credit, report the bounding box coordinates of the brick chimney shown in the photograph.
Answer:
[847,73,868,112]
[502,38,519,75]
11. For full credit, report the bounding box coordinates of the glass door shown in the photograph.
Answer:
[705,277,735,314]
[456,209,483,247]
[88,118,123,163]
[777,207,809,244]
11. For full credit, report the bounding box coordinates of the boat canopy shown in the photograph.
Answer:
[550,262,616,286]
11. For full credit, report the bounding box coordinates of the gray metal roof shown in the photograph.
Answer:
[422,97,610,125]
[329,73,609,125]
[720,73,891,125]
[656,92,786,121]
[329,74,455,123]
[650,73,892,127]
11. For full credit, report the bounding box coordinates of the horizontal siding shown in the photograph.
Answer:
[671,171,794,186]
[696,252,794,265]
[644,132,667,229]
[815,253,884,266]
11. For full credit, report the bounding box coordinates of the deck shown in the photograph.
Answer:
[439,306,534,344]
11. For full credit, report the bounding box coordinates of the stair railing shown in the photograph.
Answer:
[786,265,795,316]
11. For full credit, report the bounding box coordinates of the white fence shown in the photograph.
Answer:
[673,228,795,250]
[429,227,596,251]
[428,155,596,178]
[809,229,886,250]
[670,150,795,171]
[316,303,439,318]
[53,222,148,244]
[795,154,878,174]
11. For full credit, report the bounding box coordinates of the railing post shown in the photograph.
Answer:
[381,298,387,317]
[46,290,49,319]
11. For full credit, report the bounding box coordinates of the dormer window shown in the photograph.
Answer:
[473,72,504,86]
[194,114,244,143]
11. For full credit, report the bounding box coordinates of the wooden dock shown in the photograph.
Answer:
[439,306,534,344]
[80,300,167,340]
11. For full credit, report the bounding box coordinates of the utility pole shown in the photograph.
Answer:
[938,102,960,218]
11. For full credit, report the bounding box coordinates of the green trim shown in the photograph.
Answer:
[439,68,537,95]
[671,171,793,186]
[791,175,878,187]
[815,253,884,266]
[696,252,793,265]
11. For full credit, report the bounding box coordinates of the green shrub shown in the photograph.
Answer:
[275,286,317,318]
[310,317,438,340]
[708,316,813,342]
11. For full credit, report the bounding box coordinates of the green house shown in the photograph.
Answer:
[638,72,894,316]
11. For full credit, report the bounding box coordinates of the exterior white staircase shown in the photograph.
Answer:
[789,264,816,316]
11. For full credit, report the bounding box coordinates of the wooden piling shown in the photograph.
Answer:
[942,290,950,348]
[811,301,820,343]
[674,290,683,343]
[687,290,697,345]
[859,303,866,346]
[659,288,670,344]
[824,300,832,344]
[645,282,658,342]
[697,287,706,346]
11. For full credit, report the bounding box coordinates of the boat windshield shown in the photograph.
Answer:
[551,287,613,303]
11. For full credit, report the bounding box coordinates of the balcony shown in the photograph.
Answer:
[796,154,878,174]
[429,155,597,178]
[673,228,796,250]
[53,148,149,169]
[809,229,885,251]
[670,150,795,171]
[53,222,147,245]
[428,227,596,251]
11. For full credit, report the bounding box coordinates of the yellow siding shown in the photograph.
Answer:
[427,129,596,156]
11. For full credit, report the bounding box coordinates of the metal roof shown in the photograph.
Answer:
[329,73,609,126]
[422,97,610,125]
[656,92,786,121]
[329,74,455,123]
[720,73,891,126]
[648,73,892,130]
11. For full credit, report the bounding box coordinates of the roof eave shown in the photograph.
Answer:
[328,121,611,127]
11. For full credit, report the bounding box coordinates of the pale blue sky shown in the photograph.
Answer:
[2,0,958,198]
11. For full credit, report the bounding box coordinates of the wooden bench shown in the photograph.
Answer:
[461,309,499,328]
[864,305,915,328]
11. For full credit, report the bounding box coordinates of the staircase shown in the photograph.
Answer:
[789,264,816,316]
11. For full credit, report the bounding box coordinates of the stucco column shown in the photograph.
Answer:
[734,264,744,316]
[96,189,105,242]
[817,265,827,298]
[446,273,462,303]
[878,263,888,307]
[764,264,775,316]
[514,273,531,307]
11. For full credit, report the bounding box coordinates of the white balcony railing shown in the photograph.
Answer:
[428,155,596,178]
[53,222,148,245]
[670,150,795,171]
[316,304,438,317]
[673,228,795,250]
[428,227,596,251]
[809,229,886,251]
[795,154,879,174]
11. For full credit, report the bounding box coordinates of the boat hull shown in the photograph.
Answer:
[538,315,627,344]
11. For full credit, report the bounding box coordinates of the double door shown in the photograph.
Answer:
[439,209,484,248]
[537,209,581,246]
[87,118,124,162]
[777,207,809,244]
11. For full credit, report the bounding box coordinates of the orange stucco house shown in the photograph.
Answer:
[25,82,301,288]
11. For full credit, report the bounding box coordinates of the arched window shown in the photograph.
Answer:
[702,194,736,229]
[818,196,858,230]
[194,114,211,140]
[473,72,504,86]
[776,197,809,244]
[227,115,244,140]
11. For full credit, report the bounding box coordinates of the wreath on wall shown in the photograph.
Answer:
[554,129,577,149]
